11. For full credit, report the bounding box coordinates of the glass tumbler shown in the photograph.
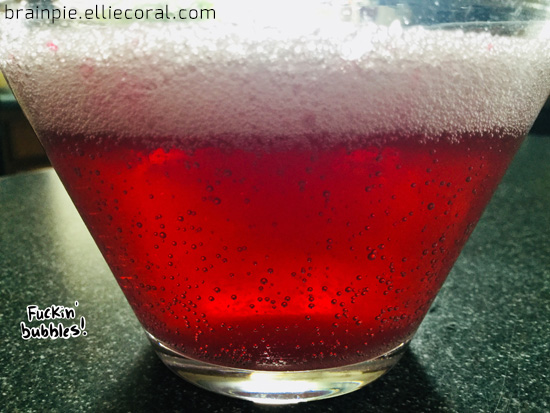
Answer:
[2,0,550,404]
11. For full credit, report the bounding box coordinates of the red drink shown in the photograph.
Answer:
[3,15,550,401]
[41,130,522,370]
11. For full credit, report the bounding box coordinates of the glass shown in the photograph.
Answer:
[2,0,550,404]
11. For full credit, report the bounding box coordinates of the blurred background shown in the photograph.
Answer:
[1,69,549,176]
[0,71,51,175]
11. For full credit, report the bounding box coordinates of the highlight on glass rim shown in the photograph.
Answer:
[1,0,550,404]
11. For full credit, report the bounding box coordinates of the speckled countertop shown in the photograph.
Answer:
[1,135,549,413]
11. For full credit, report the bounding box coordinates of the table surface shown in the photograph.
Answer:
[1,135,549,413]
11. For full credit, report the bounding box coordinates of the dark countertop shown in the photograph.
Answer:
[1,135,549,413]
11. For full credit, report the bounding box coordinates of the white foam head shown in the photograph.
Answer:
[2,18,550,146]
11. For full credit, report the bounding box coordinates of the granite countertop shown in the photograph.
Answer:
[1,135,549,412]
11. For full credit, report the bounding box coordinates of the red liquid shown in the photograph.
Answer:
[42,131,521,370]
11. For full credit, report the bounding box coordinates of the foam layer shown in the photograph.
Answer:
[2,20,550,145]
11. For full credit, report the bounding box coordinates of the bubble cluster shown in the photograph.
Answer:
[1,20,550,147]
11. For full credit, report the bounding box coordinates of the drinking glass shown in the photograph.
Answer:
[2,0,550,404]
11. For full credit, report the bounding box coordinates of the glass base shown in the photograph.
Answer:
[146,332,409,404]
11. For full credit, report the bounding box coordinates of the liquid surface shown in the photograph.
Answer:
[1,22,550,142]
